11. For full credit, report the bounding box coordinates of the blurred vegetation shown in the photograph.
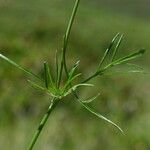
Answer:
[0,0,150,150]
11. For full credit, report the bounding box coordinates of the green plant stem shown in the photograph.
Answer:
[58,0,80,86]
[28,98,59,150]
[28,1,81,149]
[82,69,106,83]
[82,72,99,83]
[82,49,145,83]
[63,0,80,75]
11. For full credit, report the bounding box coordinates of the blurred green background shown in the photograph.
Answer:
[0,0,150,149]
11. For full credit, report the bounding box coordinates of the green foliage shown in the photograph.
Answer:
[0,0,146,149]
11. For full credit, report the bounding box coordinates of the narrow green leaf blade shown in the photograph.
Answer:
[28,80,58,98]
[63,61,80,91]
[112,49,145,66]
[44,62,49,89]
[111,34,124,62]
[64,83,93,97]
[63,73,81,91]
[78,99,123,133]
[100,49,145,74]
[98,33,120,69]
[126,63,144,70]
[71,83,93,90]
[103,70,144,76]
[69,60,80,79]
[0,54,41,81]
[27,80,45,91]
[55,50,59,86]
[44,62,54,89]
[81,93,100,103]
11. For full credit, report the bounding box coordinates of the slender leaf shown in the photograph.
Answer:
[111,49,145,66]
[55,50,59,86]
[0,54,41,81]
[27,80,45,91]
[28,80,60,98]
[64,83,93,97]
[63,73,81,91]
[57,49,63,87]
[96,49,145,77]
[43,62,54,89]
[126,63,143,70]
[98,33,120,69]
[103,70,144,76]
[69,60,80,79]
[111,34,124,62]
[78,99,124,133]
[71,83,93,91]
[83,49,145,83]
[81,93,100,103]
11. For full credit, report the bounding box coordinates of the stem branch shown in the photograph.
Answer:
[28,98,59,150]
[58,0,80,86]
[28,0,81,149]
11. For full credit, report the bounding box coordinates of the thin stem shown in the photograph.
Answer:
[28,98,59,150]
[58,0,81,86]
[82,48,144,83]
[82,72,98,83]
[28,1,81,148]
[82,63,116,83]
[64,0,80,48]
[82,70,104,83]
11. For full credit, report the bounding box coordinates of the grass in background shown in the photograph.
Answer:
[0,0,150,150]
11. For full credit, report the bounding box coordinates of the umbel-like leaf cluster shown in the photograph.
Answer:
[0,33,145,133]
[0,0,145,149]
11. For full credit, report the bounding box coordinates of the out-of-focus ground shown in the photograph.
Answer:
[0,0,150,149]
